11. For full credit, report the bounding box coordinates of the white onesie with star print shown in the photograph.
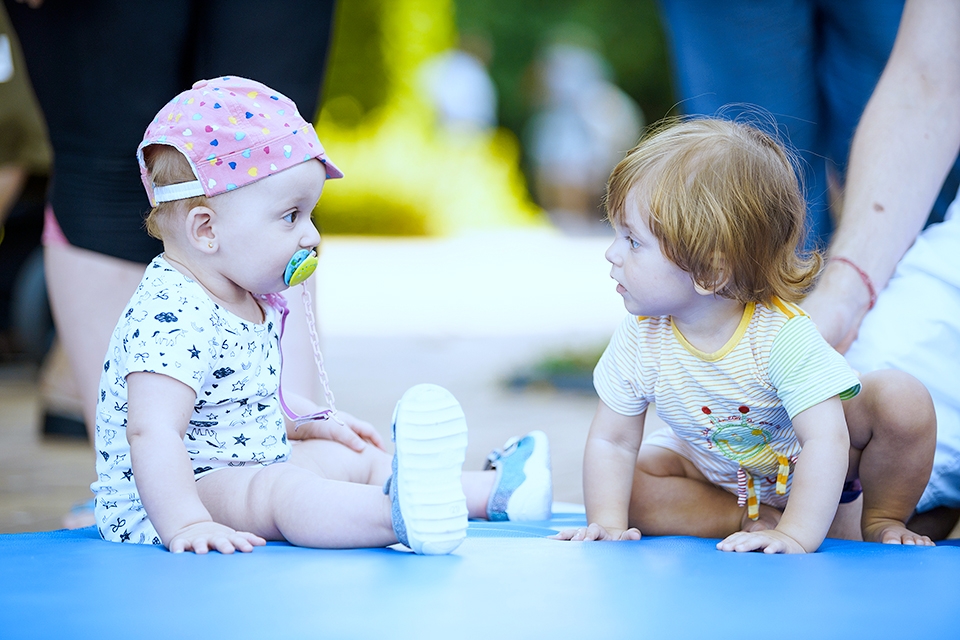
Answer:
[91,255,291,545]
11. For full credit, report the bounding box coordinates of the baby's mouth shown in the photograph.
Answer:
[283,249,318,286]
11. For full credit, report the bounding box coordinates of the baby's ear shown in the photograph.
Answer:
[693,255,730,296]
[185,205,217,252]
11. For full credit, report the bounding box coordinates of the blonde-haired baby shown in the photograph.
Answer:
[91,76,552,554]
[557,117,935,553]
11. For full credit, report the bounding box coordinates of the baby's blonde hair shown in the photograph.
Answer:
[606,117,821,304]
[141,145,208,240]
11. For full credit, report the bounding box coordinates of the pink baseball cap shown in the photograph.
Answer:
[137,76,343,205]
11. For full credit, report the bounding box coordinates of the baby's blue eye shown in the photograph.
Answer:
[628,236,640,249]
[283,210,298,223]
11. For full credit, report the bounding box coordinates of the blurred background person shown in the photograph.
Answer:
[524,35,642,233]
[419,32,499,135]
[0,2,47,231]
[0,1,50,366]
[6,0,337,527]
[656,0,960,249]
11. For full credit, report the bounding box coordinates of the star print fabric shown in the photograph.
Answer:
[91,255,290,544]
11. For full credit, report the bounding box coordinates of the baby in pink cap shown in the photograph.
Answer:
[90,76,554,554]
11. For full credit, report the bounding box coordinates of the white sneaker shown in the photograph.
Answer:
[385,384,468,554]
[484,430,552,521]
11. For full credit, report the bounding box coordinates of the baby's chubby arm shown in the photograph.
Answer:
[554,400,643,541]
[126,372,266,554]
[282,392,386,452]
[717,396,849,554]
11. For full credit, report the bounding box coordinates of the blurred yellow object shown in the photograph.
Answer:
[315,0,546,236]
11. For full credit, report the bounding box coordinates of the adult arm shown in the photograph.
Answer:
[554,400,644,541]
[805,0,960,350]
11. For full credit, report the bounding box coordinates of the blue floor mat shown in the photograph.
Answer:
[2,511,958,639]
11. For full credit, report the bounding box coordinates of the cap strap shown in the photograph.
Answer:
[153,180,205,203]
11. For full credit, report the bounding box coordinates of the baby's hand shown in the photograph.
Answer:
[299,411,386,452]
[552,522,642,542]
[167,521,266,554]
[717,528,806,554]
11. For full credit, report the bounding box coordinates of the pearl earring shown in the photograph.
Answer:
[208,242,214,249]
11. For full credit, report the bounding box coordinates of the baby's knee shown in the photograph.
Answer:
[856,369,936,440]
[246,462,311,507]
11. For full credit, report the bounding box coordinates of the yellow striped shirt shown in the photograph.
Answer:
[594,300,860,506]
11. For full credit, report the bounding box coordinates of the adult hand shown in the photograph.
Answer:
[166,521,266,554]
[716,528,807,554]
[551,522,642,541]
[803,261,873,352]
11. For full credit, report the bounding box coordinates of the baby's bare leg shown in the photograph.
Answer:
[844,369,937,545]
[827,498,863,541]
[196,460,396,549]
[283,439,495,520]
[629,445,779,537]
[289,438,392,485]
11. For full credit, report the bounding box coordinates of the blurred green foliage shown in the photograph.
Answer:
[506,344,606,393]
[315,0,543,236]
[533,346,605,376]
[452,0,676,139]
[314,193,429,236]
[315,0,674,235]
[321,0,391,124]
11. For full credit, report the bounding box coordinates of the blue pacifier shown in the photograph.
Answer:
[284,248,318,287]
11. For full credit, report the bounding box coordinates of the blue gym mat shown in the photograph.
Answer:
[2,509,958,639]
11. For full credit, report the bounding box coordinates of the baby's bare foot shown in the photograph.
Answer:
[862,517,935,546]
[740,503,781,533]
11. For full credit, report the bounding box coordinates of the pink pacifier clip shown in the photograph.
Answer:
[265,286,344,428]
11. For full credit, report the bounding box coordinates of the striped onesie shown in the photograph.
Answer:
[594,299,861,516]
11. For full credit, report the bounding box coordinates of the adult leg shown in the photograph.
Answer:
[842,369,936,544]
[12,0,193,435]
[656,0,831,247]
[0,165,25,224]
[816,0,903,177]
[846,213,960,537]
[191,0,337,121]
[44,242,146,433]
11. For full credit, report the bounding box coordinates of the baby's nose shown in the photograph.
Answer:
[304,223,321,247]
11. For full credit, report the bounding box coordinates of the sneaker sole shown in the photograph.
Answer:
[507,430,553,521]
[393,384,468,554]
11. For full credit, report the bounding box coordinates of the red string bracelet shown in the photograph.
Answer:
[830,256,877,310]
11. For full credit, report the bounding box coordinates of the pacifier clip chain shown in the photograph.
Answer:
[269,285,344,429]
[299,283,342,426]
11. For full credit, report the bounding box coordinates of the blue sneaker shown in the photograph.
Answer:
[484,430,552,521]
[384,384,468,554]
